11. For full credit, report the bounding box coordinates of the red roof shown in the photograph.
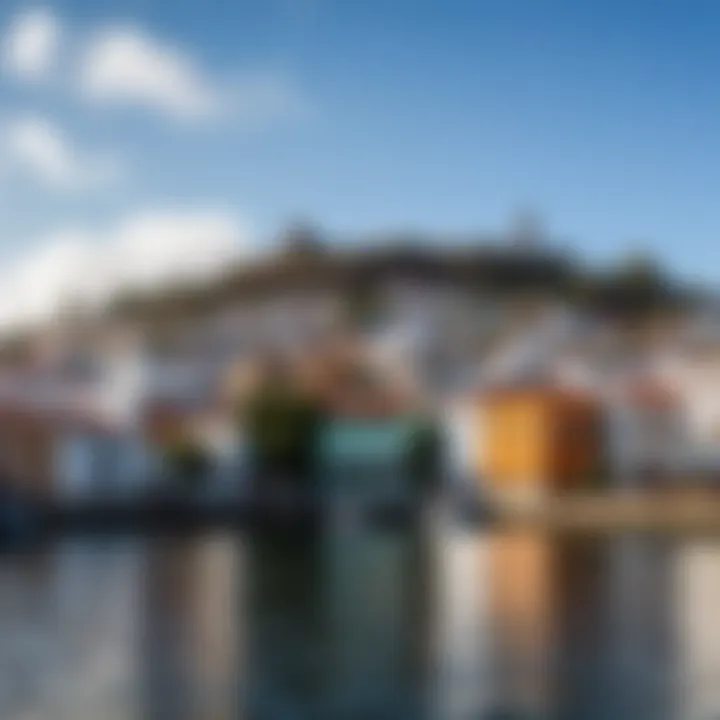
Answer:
[0,402,118,436]
[616,378,679,408]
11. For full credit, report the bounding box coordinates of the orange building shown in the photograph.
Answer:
[481,386,604,497]
[0,405,117,500]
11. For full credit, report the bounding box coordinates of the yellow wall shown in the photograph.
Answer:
[484,396,547,488]
[480,390,601,495]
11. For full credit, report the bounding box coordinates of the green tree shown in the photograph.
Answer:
[242,382,326,487]
[405,416,444,492]
[163,438,212,490]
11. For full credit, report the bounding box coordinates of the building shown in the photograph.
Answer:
[480,386,604,499]
[605,378,683,488]
[0,360,160,501]
[0,402,155,502]
[442,395,484,489]
[657,346,720,478]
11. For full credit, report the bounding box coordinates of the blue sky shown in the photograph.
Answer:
[0,0,718,325]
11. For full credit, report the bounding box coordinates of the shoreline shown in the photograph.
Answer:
[489,490,720,533]
[7,489,720,543]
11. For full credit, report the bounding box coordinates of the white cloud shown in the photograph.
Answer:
[2,8,60,81]
[109,209,247,290]
[78,24,308,125]
[0,208,250,330]
[79,26,222,121]
[3,115,124,190]
[2,12,309,127]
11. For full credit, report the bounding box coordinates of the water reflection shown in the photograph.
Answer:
[140,536,240,719]
[0,541,144,719]
[323,518,430,718]
[243,519,431,718]
[243,534,325,718]
[0,523,718,718]
[430,523,493,718]
[675,542,720,720]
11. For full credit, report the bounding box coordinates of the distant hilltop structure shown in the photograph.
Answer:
[506,208,546,250]
[279,219,327,259]
[0,217,696,366]
[106,219,575,324]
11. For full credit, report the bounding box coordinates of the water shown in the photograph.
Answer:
[0,518,719,719]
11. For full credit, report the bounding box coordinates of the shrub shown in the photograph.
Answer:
[163,437,212,490]
[405,416,444,491]
[241,384,325,487]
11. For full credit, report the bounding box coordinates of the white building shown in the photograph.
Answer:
[55,425,157,501]
[604,380,684,488]
[657,350,720,475]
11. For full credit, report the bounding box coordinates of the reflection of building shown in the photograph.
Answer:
[242,536,326,717]
[0,544,145,718]
[140,541,200,720]
[52,544,145,718]
[140,538,241,720]
[675,542,720,720]
[324,522,430,717]
[483,531,676,718]
[432,523,664,719]
[430,524,493,719]
[599,537,675,719]
[241,521,435,717]
[488,531,556,716]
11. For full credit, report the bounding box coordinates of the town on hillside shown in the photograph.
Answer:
[0,220,714,518]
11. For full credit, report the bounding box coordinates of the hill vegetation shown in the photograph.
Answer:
[106,236,693,326]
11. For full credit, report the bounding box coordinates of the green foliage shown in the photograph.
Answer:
[163,438,212,489]
[242,383,325,483]
[405,416,444,489]
[570,253,687,318]
[105,240,697,332]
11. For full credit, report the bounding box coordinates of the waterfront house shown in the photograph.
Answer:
[479,386,604,501]
[0,361,160,502]
[655,346,720,480]
[605,378,683,489]
[442,395,479,483]
[0,402,155,502]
